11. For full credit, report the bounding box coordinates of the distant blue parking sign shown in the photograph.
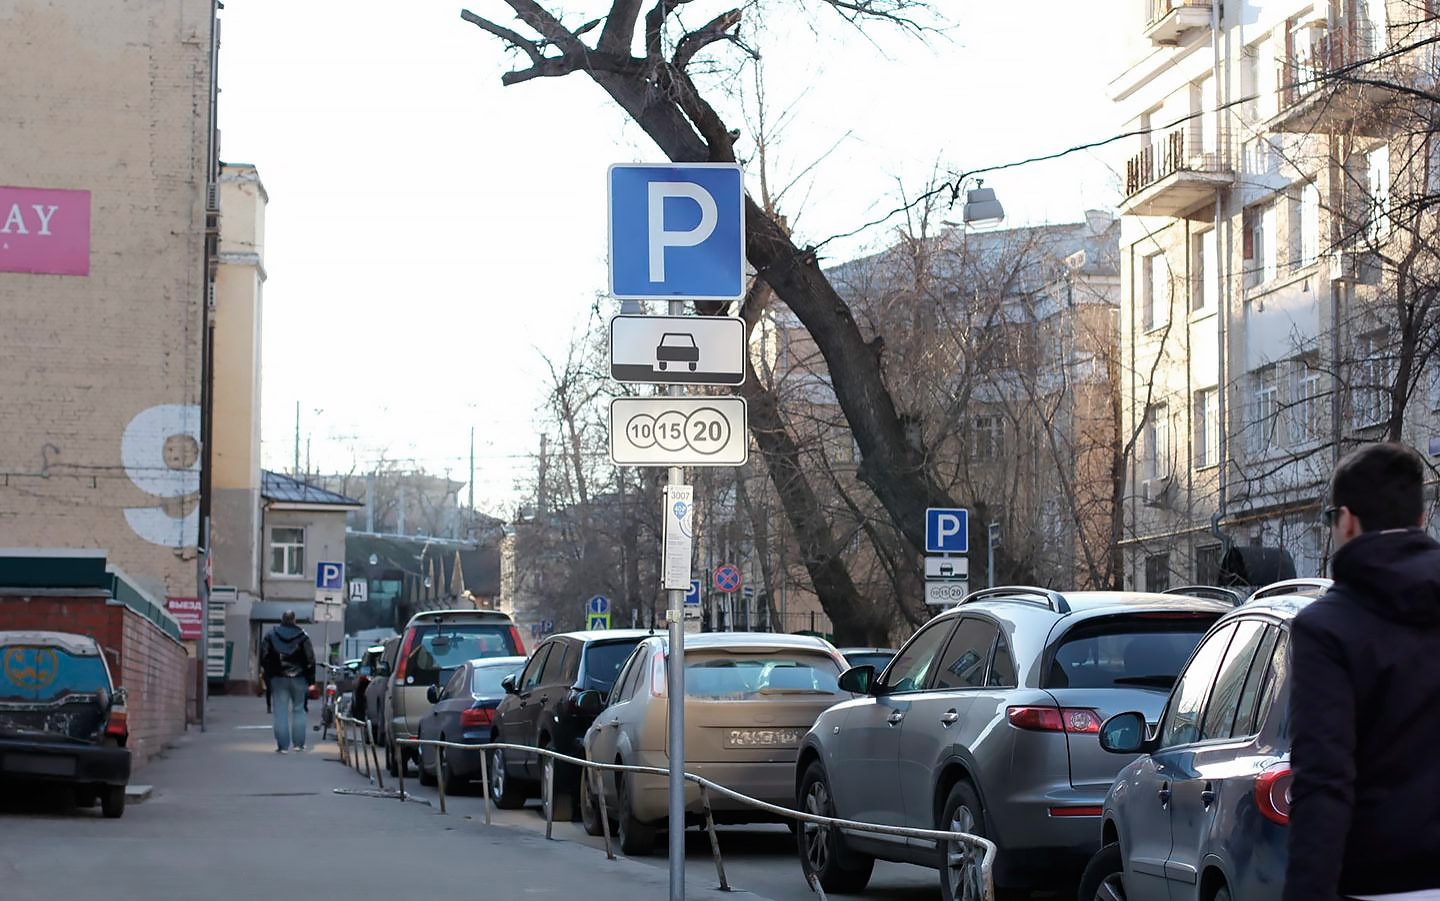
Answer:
[608,163,745,300]
[925,508,969,554]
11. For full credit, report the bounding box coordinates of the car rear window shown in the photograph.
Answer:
[471,662,522,697]
[1044,615,1217,691]
[583,639,644,691]
[0,645,110,702]
[684,652,842,699]
[407,624,519,684]
[844,652,895,671]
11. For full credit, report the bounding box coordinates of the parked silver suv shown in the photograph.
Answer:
[794,587,1232,899]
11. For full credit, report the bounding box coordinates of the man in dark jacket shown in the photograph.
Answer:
[259,611,316,754]
[1285,442,1440,901]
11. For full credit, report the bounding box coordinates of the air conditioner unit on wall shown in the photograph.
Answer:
[1141,476,1174,508]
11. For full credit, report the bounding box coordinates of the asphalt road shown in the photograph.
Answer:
[368,754,943,901]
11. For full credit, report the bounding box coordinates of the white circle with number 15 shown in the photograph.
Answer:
[655,410,688,452]
[685,407,731,456]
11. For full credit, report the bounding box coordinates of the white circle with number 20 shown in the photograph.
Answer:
[654,411,689,452]
[685,407,732,456]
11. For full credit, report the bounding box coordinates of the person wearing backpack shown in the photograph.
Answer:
[259,610,317,754]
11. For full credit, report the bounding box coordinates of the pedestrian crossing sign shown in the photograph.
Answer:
[588,613,611,630]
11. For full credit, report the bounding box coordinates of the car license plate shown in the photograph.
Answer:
[4,753,76,777]
[725,728,803,748]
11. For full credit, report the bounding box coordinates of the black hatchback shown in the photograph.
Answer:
[489,629,651,816]
[0,630,131,817]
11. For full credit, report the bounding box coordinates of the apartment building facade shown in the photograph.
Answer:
[1113,0,1440,590]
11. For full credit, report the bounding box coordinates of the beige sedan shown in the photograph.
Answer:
[579,632,852,855]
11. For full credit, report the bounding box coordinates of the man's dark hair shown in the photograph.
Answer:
[1330,442,1426,531]
[281,610,297,627]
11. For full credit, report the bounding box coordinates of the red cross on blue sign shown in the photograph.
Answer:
[713,564,742,593]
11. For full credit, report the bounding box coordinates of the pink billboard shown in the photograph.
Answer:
[0,186,91,276]
[166,597,204,641]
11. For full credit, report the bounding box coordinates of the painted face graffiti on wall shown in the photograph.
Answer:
[123,404,201,548]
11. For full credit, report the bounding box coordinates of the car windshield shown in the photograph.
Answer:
[685,652,841,699]
[1045,615,1217,691]
[845,652,894,671]
[407,624,519,685]
[583,639,644,691]
[471,662,521,697]
[0,645,110,703]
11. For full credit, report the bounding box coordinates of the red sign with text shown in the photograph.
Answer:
[0,186,91,276]
[166,597,204,641]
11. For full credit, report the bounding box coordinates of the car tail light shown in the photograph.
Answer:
[1255,764,1292,825]
[325,684,338,697]
[394,630,418,682]
[1007,706,1102,734]
[105,707,128,740]
[461,707,494,728]
[508,626,526,656]
[651,649,667,698]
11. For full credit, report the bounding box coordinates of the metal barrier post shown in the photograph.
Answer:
[543,756,554,840]
[370,732,385,791]
[479,749,492,825]
[338,718,348,767]
[436,747,447,815]
[698,784,729,892]
[803,869,830,901]
[397,744,405,802]
[591,767,614,860]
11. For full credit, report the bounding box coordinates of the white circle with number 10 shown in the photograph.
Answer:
[655,410,688,452]
[685,407,732,456]
[626,413,657,449]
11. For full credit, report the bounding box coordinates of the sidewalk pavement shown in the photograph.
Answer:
[0,695,768,901]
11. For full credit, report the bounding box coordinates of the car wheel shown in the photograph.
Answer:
[437,740,458,793]
[1213,888,1232,901]
[616,773,657,856]
[939,780,989,901]
[580,769,606,837]
[385,740,399,777]
[490,748,527,809]
[100,785,125,819]
[797,762,874,893]
[1078,842,1126,901]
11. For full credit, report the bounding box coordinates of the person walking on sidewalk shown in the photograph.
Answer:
[259,611,316,754]
[1285,442,1440,901]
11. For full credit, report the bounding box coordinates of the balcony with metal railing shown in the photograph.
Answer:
[1271,20,1394,135]
[1121,124,1233,218]
[1144,0,1213,45]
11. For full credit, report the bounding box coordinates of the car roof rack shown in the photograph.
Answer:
[1163,585,1244,606]
[960,586,1071,615]
[1247,578,1333,601]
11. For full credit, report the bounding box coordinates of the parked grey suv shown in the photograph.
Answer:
[795,587,1231,899]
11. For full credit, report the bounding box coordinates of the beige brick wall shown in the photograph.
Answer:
[0,0,215,603]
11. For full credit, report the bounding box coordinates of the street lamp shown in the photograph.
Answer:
[942,179,1006,229]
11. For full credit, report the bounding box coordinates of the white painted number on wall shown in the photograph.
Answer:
[122,404,201,548]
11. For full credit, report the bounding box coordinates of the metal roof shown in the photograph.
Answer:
[261,470,363,507]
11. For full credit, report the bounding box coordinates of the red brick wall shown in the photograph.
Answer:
[0,595,187,768]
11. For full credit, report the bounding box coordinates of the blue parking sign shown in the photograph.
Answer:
[925,508,969,554]
[608,163,745,300]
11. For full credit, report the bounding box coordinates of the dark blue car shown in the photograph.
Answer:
[1078,579,1332,901]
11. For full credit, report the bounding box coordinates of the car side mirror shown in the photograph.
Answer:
[110,687,127,707]
[376,661,392,678]
[576,690,605,715]
[501,673,519,695]
[426,685,442,704]
[837,665,876,696]
[1099,711,1148,754]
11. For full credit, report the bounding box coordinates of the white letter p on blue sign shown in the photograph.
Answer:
[609,163,745,300]
[925,508,970,554]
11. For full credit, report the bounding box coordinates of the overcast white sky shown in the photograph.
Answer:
[216,1,1124,516]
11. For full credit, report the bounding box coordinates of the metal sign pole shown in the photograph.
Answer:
[666,298,687,901]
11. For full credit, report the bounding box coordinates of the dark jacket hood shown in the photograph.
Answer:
[1332,528,1440,626]
[269,623,308,650]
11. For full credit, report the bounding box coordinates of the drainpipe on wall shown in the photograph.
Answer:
[1210,0,1231,563]
[196,0,222,733]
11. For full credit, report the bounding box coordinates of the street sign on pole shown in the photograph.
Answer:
[925,581,970,606]
[611,314,746,386]
[609,396,748,466]
[587,595,610,616]
[925,556,970,580]
[348,579,368,603]
[663,485,695,590]
[925,508,970,554]
[587,613,611,630]
[315,561,344,591]
[608,163,746,300]
[713,563,742,593]
[684,579,702,608]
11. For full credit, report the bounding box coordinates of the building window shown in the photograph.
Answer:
[269,527,306,577]
[1251,366,1280,454]
[1143,251,1171,330]
[1194,387,1220,468]
[1244,201,1278,287]
[1146,403,1171,480]
[1195,545,1222,585]
[1293,181,1320,268]
[1289,360,1325,445]
[971,414,1004,461]
[1352,332,1391,427]
[1366,145,1391,243]
[1191,228,1219,312]
[1146,553,1171,592]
